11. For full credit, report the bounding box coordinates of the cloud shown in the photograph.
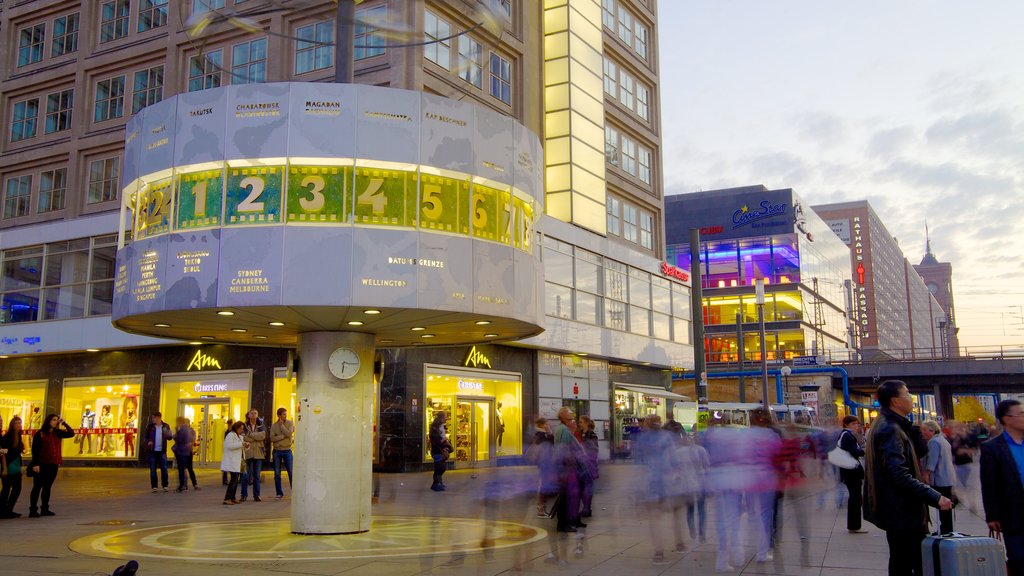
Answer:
[925,110,1024,157]
[793,112,847,149]
[866,126,916,159]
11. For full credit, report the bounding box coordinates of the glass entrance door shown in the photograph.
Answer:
[179,400,230,468]
[453,398,495,466]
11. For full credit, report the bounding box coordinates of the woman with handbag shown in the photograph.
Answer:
[221,420,245,505]
[428,413,452,492]
[837,415,868,533]
[28,414,75,518]
[1,416,25,517]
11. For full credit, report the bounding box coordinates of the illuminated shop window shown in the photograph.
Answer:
[0,379,47,433]
[424,366,522,463]
[61,375,142,459]
[161,370,251,466]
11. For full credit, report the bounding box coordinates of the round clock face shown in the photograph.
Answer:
[927,282,939,294]
[328,347,361,380]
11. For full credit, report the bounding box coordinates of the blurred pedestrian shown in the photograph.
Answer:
[748,408,782,563]
[576,416,599,518]
[270,407,294,500]
[949,421,977,509]
[665,421,699,552]
[28,413,75,517]
[172,417,199,492]
[144,412,172,492]
[921,420,956,535]
[635,414,675,565]
[980,399,1024,576]
[221,421,244,505]
[838,415,868,533]
[527,417,556,516]
[429,412,452,492]
[1,416,26,518]
[240,409,266,502]
[864,380,952,576]
[552,407,586,533]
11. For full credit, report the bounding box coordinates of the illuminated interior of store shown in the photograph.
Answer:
[160,371,250,466]
[423,367,522,463]
[61,375,142,459]
[0,379,46,431]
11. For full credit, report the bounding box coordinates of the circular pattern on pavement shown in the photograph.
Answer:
[69,516,546,562]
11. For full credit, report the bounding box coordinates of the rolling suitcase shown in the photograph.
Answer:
[921,515,1006,576]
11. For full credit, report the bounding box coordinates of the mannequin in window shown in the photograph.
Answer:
[495,402,505,448]
[79,405,96,454]
[124,411,137,458]
[98,405,113,454]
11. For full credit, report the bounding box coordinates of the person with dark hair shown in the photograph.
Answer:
[838,415,868,533]
[144,412,172,492]
[172,417,199,492]
[864,380,952,576]
[428,412,452,492]
[576,415,599,518]
[28,413,75,517]
[270,407,294,500]
[980,399,1024,576]
[221,420,245,505]
[1,416,26,517]
[240,409,266,502]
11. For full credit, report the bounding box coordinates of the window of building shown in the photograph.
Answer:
[499,0,512,16]
[601,0,615,29]
[603,57,617,96]
[100,0,130,43]
[604,125,619,166]
[634,20,649,60]
[619,70,634,111]
[621,135,636,175]
[11,99,39,142]
[132,66,164,114]
[623,204,638,243]
[42,238,90,320]
[638,147,651,184]
[605,299,626,331]
[424,10,450,70]
[296,20,334,74]
[606,195,621,236]
[640,211,653,249]
[38,168,67,213]
[1,246,42,323]
[458,36,483,88]
[188,49,222,92]
[61,376,142,459]
[17,23,46,67]
[89,236,117,316]
[44,89,73,134]
[636,84,649,120]
[232,38,267,84]
[617,6,633,47]
[87,157,120,204]
[193,0,225,13]
[354,5,386,60]
[3,175,32,220]
[138,0,168,32]
[52,13,80,57]
[489,53,511,105]
[0,380,47,433]
[95,76,126,122]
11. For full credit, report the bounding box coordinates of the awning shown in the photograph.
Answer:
[614,384,691,401]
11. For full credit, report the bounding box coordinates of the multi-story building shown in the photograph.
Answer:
[814,200,945,360]
[914,231,960,357]
[665,186,853,373]
[0,1,691,469]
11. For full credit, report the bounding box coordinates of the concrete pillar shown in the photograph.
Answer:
[292,331,376,534]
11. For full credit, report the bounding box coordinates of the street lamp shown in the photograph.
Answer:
[755,279,769,406]
[780,365,792,405]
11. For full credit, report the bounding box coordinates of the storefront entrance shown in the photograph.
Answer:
[178,399,230,467]
[453,398,495,466]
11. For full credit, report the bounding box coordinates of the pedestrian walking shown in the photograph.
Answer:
[921,420,956,535]
[527,417,556,516]
[980,399,1024,576]
[552,407,586,534]
[240,409,266,502]
[144,412,172,492]
[949,421,977,510]
[221,421,245,505]
[576,415,599,518]
[28,413,75,517]
[1,416,26,518]
[222,418,233,486]
[635,414,675,565]
[428,412,452,492]
[838,415,868,533]
[269,408,294,500]
[172,417,199,492]
[863,380,953,576]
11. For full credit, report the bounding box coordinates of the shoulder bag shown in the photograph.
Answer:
[828,431,860,470]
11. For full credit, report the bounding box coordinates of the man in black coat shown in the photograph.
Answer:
[980,399,1024,576]
[864,380,953,576]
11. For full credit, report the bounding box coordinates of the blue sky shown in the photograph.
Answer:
[658,1,1024,349]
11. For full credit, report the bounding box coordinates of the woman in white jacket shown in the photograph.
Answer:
[221,421,245,505]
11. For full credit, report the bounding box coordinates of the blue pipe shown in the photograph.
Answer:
[674,365,872,410]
